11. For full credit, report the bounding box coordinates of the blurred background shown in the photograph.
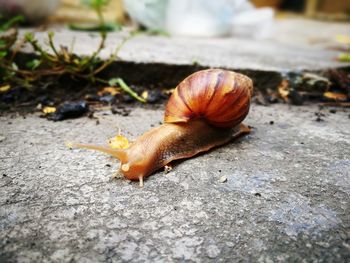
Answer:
[1,0,349,108]
[0,0,349,38]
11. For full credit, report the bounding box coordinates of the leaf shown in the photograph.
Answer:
[11,62,18,70]
[337,53,350,62]
[0,15,24,32]
[81,0,110,9]
[0,39,6,49]
[60,46,71,62]
[98,87,120,96]
[69,22,120,32]
[24,32,34,42]
[108,135,129,149]
[277,79,289,102]
[0,85,10,93]
[0,50,7,58]
[42,106,56,114]
[323,92,348,101]
[109,78,146,103]
[48,31,55,38]
[26,59,41,70]
[141,90,148,100]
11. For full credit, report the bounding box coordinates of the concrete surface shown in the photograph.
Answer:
[20,18,350,72]
[0,104,349,262]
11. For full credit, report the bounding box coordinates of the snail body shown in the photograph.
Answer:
[72,69,253,186]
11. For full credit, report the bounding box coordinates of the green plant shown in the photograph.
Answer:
[109,78,146,103]
[0,5,144,102]
[0,15,24,31]
[0,29,132,87]
[69,0,121,32]
[82,0,109,27]
[0,15,23,54]
[0,15,24,85]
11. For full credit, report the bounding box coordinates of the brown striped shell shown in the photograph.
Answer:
[164,69,253,128]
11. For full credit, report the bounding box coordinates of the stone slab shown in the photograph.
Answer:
[19,18,350,72]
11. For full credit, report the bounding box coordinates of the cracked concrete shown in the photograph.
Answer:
[0,104,349,262]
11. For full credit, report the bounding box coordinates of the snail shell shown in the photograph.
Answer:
[164,69,253,128]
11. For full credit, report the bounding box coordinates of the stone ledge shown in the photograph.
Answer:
[18,18,350,74]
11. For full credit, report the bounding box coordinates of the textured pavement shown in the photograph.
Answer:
[1,104,349,262]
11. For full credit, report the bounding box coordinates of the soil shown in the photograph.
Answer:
[1,62,349,121]
[0,73,167,120]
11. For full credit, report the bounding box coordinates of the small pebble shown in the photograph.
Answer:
[219,175,227,183]
[315,111,325,122]
[206,245,221,258]
[164,165,172,173]
[49,101,89,121]
[0,135,5,142]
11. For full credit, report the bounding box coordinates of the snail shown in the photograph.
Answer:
[70,69,253,187]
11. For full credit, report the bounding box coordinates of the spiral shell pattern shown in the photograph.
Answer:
[164,69,253,128]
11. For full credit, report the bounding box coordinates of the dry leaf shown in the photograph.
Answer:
[278,79,289,102]
[141,90,148,100]
[323,92,348,101]
[108,135,130,149]
[42,106,56,114]
[98,87,120,96]
[0,85,10,93]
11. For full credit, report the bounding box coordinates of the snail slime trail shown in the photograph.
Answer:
[70,69,253,187]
